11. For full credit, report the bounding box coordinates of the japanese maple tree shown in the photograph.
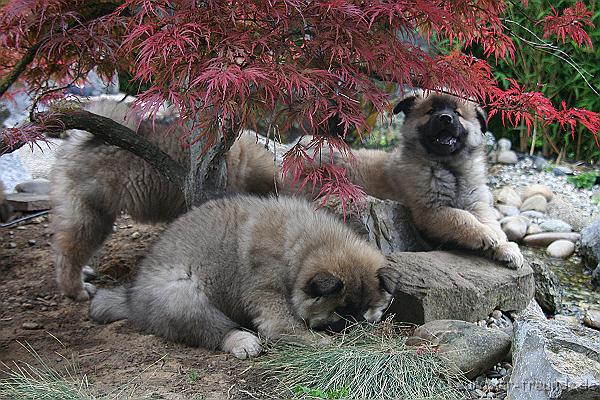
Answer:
[0,0,598,207]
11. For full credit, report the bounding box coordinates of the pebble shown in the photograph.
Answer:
[532,156,549,171]
[22,322,42,330]
[552,166,573,176]
[491,310,503,320]
[495,186,522,208]
[520,194,547,212]
[497,138,512,151]
[501,216,528,241]
[130,231,141,240]
[526,224,543,235]
[583,309,600,330]
[520,210,546,220]
[522,232,581,247]
[497,150,518,165]
[554,314,580,325]
[539,219,572,233]
[546,240,576,259]
[496,204,520,217]
[8,242,17,248]
[522,184,554,202]
[27,239,36,246]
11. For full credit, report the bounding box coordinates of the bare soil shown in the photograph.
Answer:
[0,215,269,399]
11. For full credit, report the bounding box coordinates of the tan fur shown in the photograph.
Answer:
[90,195,398,358]
[51,100,278,300]
[321,92,523,268]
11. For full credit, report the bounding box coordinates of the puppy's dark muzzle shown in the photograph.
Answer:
[432,113,460,137]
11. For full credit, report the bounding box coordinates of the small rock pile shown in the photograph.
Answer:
[495,184,579,259]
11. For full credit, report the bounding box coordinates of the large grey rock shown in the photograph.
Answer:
[496,186,522,208]
[5,193,51,211]
[409,320,511,379]
[16,137,64,179]
[508,317,600,399]
[325,196,429,254]
[523,232,581,248]
[547,194,599,232]
[14,178,51,195]
[522,248,563,315]
[581,220,600,269]
[385,251,534,324]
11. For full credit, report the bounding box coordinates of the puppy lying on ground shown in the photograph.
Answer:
[90,195,399,358]
[322,91,523,268]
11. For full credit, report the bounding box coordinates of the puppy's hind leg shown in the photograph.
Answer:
[127,278,262,359]
[53,195,117,301]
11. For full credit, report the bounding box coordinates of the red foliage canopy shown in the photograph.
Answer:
[0,0,598,204]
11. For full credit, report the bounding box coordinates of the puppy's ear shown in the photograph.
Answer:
[377,267,400,294]
[475,107,488,134]
[393,96,417,116]
[305,272,344,297]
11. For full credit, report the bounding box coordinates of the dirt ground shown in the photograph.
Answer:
[0,214,270,399]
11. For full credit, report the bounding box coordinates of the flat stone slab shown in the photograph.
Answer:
[385,251,534,324]
[5,192,51,211]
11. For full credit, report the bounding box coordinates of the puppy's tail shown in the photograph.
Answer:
[90,287,129,324]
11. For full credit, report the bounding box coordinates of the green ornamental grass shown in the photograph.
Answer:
[257,320,470,400]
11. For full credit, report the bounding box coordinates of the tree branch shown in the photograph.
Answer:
[36,109,187,188]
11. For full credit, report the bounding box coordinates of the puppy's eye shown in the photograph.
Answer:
[454,109,462,117]
[426,109,434,115]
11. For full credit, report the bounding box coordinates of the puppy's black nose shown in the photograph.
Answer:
[439,114,453,125]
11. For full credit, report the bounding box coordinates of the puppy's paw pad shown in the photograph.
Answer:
[222,330,262,359]
[494,242,524,269]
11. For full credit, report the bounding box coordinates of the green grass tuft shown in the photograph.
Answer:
[0,342,96,400]
[256,319,470,400]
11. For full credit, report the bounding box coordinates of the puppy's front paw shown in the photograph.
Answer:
[466,224,500,251]
[493,241,524,269]
[222,330,262,359]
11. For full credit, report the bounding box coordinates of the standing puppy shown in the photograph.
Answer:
[52,100,277,301]
[90,195,399,359]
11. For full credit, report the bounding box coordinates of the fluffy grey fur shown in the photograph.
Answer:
[90,195,397,359]
[51,100,276,300]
